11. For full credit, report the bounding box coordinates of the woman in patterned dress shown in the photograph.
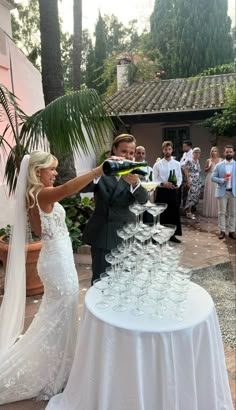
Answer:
[184,147,202,219]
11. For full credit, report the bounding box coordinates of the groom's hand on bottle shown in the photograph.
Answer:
[122,173,139,187]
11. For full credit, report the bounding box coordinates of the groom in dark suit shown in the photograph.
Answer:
[82,134,148,284]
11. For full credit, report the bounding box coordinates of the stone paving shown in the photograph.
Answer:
[0,213,235,409]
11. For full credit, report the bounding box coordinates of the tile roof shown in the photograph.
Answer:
[106,73,236,116]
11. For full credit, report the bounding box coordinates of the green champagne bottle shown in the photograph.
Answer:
[168,170,173,183]
[103,159,149,176]
[172,169,177,186]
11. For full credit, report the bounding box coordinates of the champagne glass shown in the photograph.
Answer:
[147,203,168,233]
[149,286,167,319]
[100,273,115,300]
[168,289,186,321]
[93,279,109,309]
[129,203,146,226]
[153,203,168,232]
[141,181,158,207]
[130,284,148,316]
[113,283,127,312]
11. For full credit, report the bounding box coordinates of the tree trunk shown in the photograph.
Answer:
[39,0,76,181]
[73,0,82,90]
[38,0,64,105]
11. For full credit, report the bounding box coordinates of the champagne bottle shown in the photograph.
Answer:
[172,169,177,186]
[168,170,173,183]
[103,159,148,176]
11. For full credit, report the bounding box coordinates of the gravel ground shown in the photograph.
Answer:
[192,262,236,348]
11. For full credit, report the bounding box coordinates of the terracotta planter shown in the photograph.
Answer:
[0,235,44,296]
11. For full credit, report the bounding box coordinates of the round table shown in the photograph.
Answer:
[46,283,233,410]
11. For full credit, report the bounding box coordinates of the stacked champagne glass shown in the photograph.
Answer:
[93,181,192,322]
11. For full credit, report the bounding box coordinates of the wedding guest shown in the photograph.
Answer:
[153,140,182,243]
[202,147,222,217]
[180,140,193,168]
[134,145,153,181]
[212,145,236,240]
[82,134,148,284]
[184,147,202,219]
[179,140,193,207]
[0,151,104,404]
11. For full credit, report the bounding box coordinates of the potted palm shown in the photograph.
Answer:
[0,83,113,295]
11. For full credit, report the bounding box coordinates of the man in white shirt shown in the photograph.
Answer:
[212,145,236,240]
[180,140,193,168]
[179,140,193,208]
[153,140,182,243]
[134,146,153,181]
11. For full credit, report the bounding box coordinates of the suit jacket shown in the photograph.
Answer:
[211,160,236,197]
[82,176,148,250]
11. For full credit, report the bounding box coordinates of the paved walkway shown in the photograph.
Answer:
[0,213,235,409]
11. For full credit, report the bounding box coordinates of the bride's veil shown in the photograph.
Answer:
[0,154,30,358]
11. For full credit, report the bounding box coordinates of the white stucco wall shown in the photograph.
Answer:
[0,29,45,228]
[130,120,214,177]
[0,1,13,37]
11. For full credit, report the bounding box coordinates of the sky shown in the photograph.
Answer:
[59,0,235,35]
[15,0,236,36]
[59,0,155,34]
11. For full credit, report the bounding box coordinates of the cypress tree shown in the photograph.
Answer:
[173,0,233,77]
[150,0,233,79]
[94,11,107,94]
[85,38,96,89]
[150,0,175,77]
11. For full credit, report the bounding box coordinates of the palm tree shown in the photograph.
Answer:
[38,0,64,105]
[39,0,78,182]
[73,0,82,91]
[0,83,113,195]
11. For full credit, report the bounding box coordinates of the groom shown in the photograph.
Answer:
[82,134,148,284]
[212,144,236,240]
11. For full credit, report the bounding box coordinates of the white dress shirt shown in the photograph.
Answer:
[180,149,193,168]
[153,158,182,187]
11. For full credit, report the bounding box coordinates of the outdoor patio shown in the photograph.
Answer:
[0,212,235,410]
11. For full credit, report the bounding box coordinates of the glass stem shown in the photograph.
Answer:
[139,212,144,225]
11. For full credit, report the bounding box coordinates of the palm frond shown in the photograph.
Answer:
[4,145,28,195]
[20,89,114,155]
[0,85,27,142]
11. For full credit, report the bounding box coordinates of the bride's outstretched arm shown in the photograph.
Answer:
[38,164,103,205]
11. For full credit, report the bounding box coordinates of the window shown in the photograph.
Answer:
[163,127,190,161]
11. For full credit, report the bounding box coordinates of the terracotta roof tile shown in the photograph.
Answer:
[107,73,236,115]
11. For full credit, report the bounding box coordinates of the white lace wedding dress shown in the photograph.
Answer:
[0,202,79,404]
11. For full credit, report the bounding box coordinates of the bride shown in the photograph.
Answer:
[0,151,103,404]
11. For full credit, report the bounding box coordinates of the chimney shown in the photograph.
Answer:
[117,63,130,91]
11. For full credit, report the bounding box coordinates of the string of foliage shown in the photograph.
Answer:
[203,86,236,137]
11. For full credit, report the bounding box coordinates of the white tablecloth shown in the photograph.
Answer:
[46,283,233,410]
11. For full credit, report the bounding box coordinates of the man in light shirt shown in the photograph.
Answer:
[180,140,193,168]
[212,145,236,240]
[134,146,153,181]
[180,140,193,208]
[153,140,182,243]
